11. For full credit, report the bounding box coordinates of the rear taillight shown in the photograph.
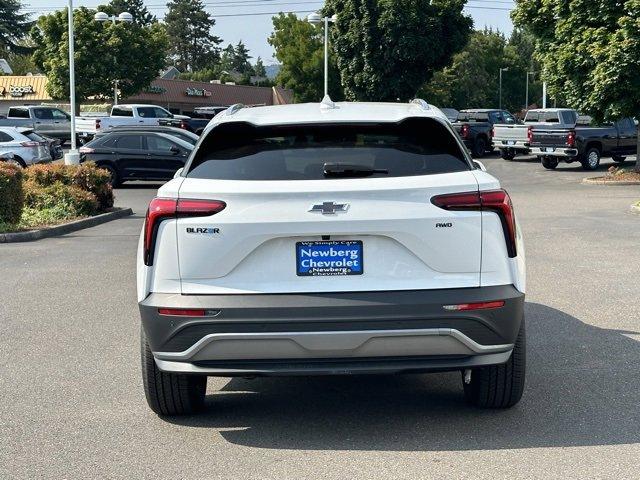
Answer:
[143,197,226,266]
[95,119,101,129]
[567,130,576,147]
[490,127,495,138]
[179,120,189,130]
[158,308,205,316]
[78,146,94,154]
[527,126,533,143]
[21,141,40,147]
[431,189,517,257]
[461,124,469,139]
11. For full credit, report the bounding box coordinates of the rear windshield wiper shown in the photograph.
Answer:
[323,163,389,178]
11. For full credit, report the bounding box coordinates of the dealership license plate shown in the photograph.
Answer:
[296,241,363,276]
[545,147,555,152]
[507,140,516,146]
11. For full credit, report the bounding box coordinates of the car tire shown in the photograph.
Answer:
[141,328,207,416]
[5,156,26,168]
[612,155,626,163]
[472,137,487,158]
[99,164,121,187]
[462,318,526,409]
[581,147,601,170]
[541,156,558,170]
[501,150,515,161]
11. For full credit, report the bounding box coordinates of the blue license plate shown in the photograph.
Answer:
[296,241,363,276]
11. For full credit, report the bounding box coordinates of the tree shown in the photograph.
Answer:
[254,57,266,77]
[232,41,253,74]
[103,0,155,26]
[512,0,640,122]
[269,13,343,102]
[419,29,542,113]
[324,0,472,101]
[0,0,32,54]
[31,7,167,106]
[164,0,222,72]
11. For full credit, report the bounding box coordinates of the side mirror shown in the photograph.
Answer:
[173,167,184,178]
[170,145,180,155]
[473,160,487,172]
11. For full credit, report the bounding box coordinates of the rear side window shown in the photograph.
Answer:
[9,108,29,119]
[25,132,46,142]
[187,119,470,180]
[115,135,143,150]
[112,107,133,117]
[0,131,14,142]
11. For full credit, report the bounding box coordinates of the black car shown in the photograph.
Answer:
[158,107,227,135]
[79,131,194,186]
[452,109,518,158]
[93,125,199,146]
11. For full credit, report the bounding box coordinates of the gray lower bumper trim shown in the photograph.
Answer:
[154,328,513,362]
[154,350,513,376]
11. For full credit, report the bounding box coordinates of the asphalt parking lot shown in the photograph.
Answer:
[1,153,639,479]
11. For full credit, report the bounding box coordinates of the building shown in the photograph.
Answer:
[0,75,293,115]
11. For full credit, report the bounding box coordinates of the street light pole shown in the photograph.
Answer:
[94,12,133,106]
[499,67,509,110]
[64,0,79,165]
[525,71,535,110]
[307,12,337,98]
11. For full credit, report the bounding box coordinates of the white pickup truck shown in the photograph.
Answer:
[493,108,579,160]
[76,104,188,142]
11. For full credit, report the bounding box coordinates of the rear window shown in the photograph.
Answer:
[458,112,489,122]
[187,119,470,180]
[25,132,47,142]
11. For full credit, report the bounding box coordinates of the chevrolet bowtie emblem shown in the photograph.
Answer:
[309,202,349,215]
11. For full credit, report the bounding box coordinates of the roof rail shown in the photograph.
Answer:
[410,98,431,110]
[225,103,245,115]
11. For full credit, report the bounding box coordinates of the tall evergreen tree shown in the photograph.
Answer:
[164,0,222,72]
[232,40,252,74]
[254,57,267,77]
[0,0,32,54]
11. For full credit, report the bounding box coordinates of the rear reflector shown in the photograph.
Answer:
[431,189,517,257]
[143,197,226,266]
[21,141,40,147]
[443,301,505,311]
[158,308,206,316]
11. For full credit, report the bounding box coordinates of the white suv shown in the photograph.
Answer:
[137,99,526,415]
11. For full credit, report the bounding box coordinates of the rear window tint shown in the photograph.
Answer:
[458,112,489,122]
[187,119,470,181]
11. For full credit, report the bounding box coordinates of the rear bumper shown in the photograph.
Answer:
[140,285,524,376]
[531,146,578,158]
[495,140,530,151]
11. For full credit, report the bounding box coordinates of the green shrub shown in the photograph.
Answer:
[23,180,98,218]
[24,163,113,211]
[0,162,24,224]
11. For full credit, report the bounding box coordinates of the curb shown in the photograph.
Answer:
[0,207,134,243]
[583,177,640,185]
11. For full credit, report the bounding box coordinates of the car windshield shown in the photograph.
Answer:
[187,118,470,180]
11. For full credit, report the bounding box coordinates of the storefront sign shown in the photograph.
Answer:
[144,85,167,94]
[6,85,35,97]
[185,87,212,97]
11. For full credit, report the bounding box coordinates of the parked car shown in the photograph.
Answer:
[493,108,579,160]
[0,126,52,167]
[76,104,189,143]
[453,109,517,157]
[79,130,194,186]
[0,106,72,143]
[530,117,637,170]
[93,125,199,146]
[16,128,64,161]
[137,99,527,415]
[159,106,228,135]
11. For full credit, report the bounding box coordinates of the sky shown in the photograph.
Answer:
[21,0,515,65]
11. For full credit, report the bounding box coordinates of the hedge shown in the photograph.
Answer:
[0,163,24,224]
